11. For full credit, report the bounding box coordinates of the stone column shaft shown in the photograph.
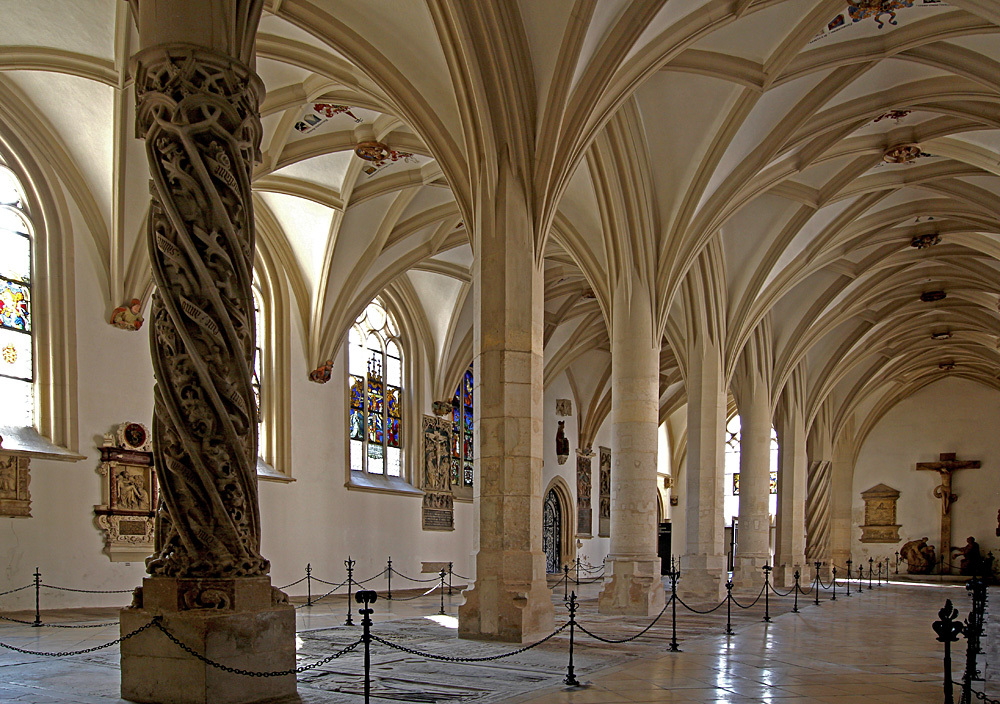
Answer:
[732,389,772,589]
[458,157,554,643]
[598,282,665,615]
[805,459,832,570]
[680,340,726,600]
[774,401,808,587]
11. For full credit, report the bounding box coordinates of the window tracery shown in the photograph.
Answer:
[0,165,33,428]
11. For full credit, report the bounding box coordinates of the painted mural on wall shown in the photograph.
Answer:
[599,446,611,537]
[94,422,157,561]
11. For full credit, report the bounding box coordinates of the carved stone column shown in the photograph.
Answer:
[774,385,809,588]
[731,380,772,591]
[805,459,832,570]
[598,280,665,615]
[120,4,294,703]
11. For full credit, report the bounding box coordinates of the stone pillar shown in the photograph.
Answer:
[680,339,726,601]
[597,282,665,616]
[774,384,809,588]
[830,416,857,569]
[458,154,554,643]
[120,4,295,703]
[731,378,772,591]
[805,460,832,574]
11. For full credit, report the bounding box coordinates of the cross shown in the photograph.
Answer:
[916,453,980,573]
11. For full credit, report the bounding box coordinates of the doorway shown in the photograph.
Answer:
[543,488,562,574]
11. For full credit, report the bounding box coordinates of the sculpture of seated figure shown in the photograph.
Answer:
[952,536,982,576]
[899,537,936,574]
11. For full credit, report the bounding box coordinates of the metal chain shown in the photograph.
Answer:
[356,568,388,585]
[388,568,439,583]
[154,621,362,676]
[276,576,307,590]
[574,599,670,644]
[370,622,569,662]
[41,584,134,594]
[308,576,347,589]
[387,585,439,602]
[0,615,118,628]
[450,571,471,580]
[293,581,348,609]
[972,688,1000,704]
[731,584,766,609]
[676,595,727,615]
[0,584,33,598]
[0,617,157,657]
[769,582,795,597]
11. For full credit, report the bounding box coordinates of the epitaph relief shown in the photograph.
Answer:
[94,422,158,561]
[422,415,453,530]
[576,448,593,536]
[133,45,267,578]
[0,452,30,517]
[599,446,611,537]
[859,483,901,543]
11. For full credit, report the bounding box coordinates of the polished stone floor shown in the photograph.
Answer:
[0,576,994,703]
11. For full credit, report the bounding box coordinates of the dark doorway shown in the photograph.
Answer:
[543,488,562,574]
[658,522,672,575]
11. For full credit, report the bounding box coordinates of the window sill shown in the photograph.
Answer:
[346,472,423,497]
[0,426,85,462]
[257,457,294,483]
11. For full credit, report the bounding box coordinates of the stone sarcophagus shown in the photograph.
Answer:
[859,483,901,543]
[94,422,157,561]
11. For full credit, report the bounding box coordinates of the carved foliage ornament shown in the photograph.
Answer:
[132,46,267,578]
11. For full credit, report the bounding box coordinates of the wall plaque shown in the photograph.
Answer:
[859,483,901,543]
[576,448,593,536]
[599,446,611,537]
[94,422,157,561]
[0,452,31,517]
[422,415,454,531]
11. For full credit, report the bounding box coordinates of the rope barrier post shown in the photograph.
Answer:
[813,564,821,607]
[856,561,863,593]
[563,565,570,601]
[831,566,837,601]
[448,562,453,596]
[725,580,734,635]
[345,557,356,626]
[885,557,890,582]
[306,563,313,607]
[894,551,900,575]
[32,567,41,627]
[668,558,681,652]
[439,568,446,615]
[792,569,800,613]
[876,560,882,586]
[575,557,580,587]
[564,591,580,686]
[933,599,963,704]
[868,557,873,589]
[386,557,392,600]
[845,559,852,597]
[961,577,988,704]
[762,564,772,623]
[355,589,378,704]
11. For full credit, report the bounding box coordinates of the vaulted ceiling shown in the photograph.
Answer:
[4,0,999,454]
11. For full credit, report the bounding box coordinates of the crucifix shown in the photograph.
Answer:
[916,453,980,573]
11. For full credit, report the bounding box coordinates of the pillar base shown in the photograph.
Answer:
[774,562,808,589]
[458,564,554,643]
[597,557,665,616]
[732,555,770,593]
[678,553,726,601]
[120,577,297,704]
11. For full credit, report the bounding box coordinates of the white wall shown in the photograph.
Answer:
[851,378,1000,568]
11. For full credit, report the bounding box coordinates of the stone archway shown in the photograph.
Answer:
[543,488,562,574]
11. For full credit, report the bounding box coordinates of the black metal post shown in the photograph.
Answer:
[386,557,392,600]
[564,591,580,686]
[345,557,355,626]
[857,562,863,593]
[668,558,680,652]
[894,551,900,575]
[448,562,453,596]
[439,568,446,615]
[845,559,852,596]
[356,589,377,704]
[876,560,882,586]
[813,565,820,607]
[961,578,988,704]
[305,563,313,607]
[762,564,772,622]
[885,557,890,582]
[725,580,734,635]
[575,557,580,587]
[831,566,837,601]
[933,599,963,704]
[868,557,873,589]
[564,565,570,601]
[792,569,800,613]
[32,567,41,627]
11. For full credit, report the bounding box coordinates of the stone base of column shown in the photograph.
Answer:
[597,557,665,616]
[774,562,808,589]
[120,577,297,704]
[678,553,726,601]
[731,555,770,593]
[458,560,554,643]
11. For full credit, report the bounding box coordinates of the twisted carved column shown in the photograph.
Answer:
[805,459,832,566]
[134,46,267,578]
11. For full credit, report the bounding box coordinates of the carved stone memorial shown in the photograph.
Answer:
[599,446,611,537]
[422,414,453,530]
[859,483,901,543]
[576,447,593,536]
[0,450,30,517]
[94,422,157,562]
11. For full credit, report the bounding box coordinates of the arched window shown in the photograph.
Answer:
[723,414,779,524]
[0,166,33,428]
[251,281,264,457]
[450,366,473,488]
[349,300,402,477]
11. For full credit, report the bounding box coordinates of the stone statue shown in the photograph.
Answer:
[555,420,569,464]
[423,417,450,492]
[952,536,982,576]
[899,537,936,574]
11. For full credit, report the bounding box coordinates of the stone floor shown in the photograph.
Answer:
[0,576,994,703]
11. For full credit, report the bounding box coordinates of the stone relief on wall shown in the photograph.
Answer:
[576,448,593,536]
[599,446,611,537]
[0,447,31,518]
[555,399,572,417]
[94,422,157,561]
[422,415,453,531]
[859,483,901,543]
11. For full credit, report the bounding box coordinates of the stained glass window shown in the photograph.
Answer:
[0,166,33,428]
[451,366,473,488]
[723,415,779,523]
[349,300,402,477]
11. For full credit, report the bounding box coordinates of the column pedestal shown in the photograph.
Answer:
[458,565,554,643]
[120,578,296,704]
[732,555,770,592]
[598,557,665,616]
[678,553,726,601]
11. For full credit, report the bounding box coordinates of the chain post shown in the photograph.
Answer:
[356,589,378,704]
[564,591,580,686]
[961,577,988,704]
[885,557,890,583]
[725,580,734,635]
[439,568,446,615]
[305,563,313,607]
[448,562,453,596]
[32,567,41,627]
[813,565,820,606]
[845,559,852,596]
[762,564,772,622]
[894,551,900,575]
[668,559,681,652]
[877,560,883,586]
[792,569,800,613]
[831,566,837,601]
[575,557,580,586]
[934,599,963,704]
[857,561,863,593]
[345,557,355,626]
[386,557,392,600]
[868,557,873,589]
[563,565,570,601]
